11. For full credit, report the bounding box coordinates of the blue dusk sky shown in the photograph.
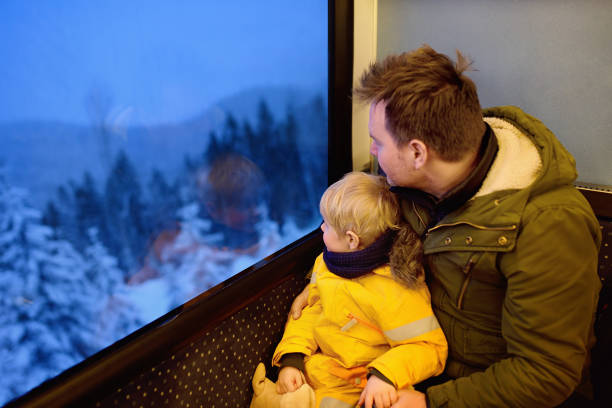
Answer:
[0,1,327,125]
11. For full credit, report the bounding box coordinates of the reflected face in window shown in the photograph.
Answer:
[199,154,266,232]
[207,202,263,231]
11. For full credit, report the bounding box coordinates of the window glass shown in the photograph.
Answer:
[0,1,327,403]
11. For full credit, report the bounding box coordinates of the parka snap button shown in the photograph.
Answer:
[498,236,508,246]
[465,236,473,245]
[494,199,501,206]
[444,237,452,245]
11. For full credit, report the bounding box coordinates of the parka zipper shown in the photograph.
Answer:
[457,254,480,309]
[428,221,517,233]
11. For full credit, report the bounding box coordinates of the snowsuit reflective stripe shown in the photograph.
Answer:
[272,253,447,406]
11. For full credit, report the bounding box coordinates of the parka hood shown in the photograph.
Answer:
[481,106,578,198]
[422,105,581,252]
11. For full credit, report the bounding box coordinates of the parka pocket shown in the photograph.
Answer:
[465,328,506,353]
[463,326,508,367]
[340,309,383,336]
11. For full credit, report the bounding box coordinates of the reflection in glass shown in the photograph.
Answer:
[0,1,327,403]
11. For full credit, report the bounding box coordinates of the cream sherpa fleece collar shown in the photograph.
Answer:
[474,117,542,198]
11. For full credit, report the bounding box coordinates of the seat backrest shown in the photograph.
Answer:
[93,274,307,408]
[91,186,612,408]
[578,186,612,406]
[591,224,611,405]
[11,187,610,408]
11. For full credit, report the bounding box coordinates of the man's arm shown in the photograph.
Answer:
[289,285,309,320]
[289,264,316,320]
[391,389,427,408]
[426,205,600,407]
[359,375,399,408]
[272,268,321,367]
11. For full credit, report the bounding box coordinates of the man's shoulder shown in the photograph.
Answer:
[513,186,602,257]
[523,184,597,221]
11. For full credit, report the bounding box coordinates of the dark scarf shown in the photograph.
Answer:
[322,229,396,279]
[390,123,498,227]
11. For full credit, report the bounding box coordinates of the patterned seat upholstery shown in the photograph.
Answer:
[11,190,610,408]
[92,191,612,408]
[94,275,307,408]
[591,216,611,405]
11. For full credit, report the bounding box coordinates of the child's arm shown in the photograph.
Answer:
[358,375,398,408]
[368,288,448,389]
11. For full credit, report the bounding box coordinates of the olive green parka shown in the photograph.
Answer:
[401,106,601,407]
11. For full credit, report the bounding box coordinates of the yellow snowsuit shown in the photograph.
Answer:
[272,253,447,407]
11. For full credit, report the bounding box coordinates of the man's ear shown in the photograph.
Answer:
[345,231,360,251]
[407,139,428,170]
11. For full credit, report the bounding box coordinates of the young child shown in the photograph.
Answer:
[272,172,447,408]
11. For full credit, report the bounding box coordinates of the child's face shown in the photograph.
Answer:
[320,220,352,253]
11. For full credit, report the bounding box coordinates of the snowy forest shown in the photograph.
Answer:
[0,96,328,404]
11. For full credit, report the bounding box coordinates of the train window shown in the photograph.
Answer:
[0,1,328,404]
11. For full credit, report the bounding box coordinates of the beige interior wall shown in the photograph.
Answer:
[371,0,612,185]
[351,0,378,172]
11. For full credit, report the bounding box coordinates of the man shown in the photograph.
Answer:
[292,45,601,407]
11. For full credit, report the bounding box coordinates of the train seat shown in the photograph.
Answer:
[8,187,611,408]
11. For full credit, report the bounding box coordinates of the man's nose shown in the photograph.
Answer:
[369,141,377,156]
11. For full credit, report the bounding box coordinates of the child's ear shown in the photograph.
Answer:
[345,231,360,251]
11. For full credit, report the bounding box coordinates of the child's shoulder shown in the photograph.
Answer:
[369,265,429,294]
[311,252,335,281]
[370,264,393,278]
[313,252,326,273]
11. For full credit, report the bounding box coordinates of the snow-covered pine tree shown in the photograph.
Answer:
[104,150,148,273]
[74,172,110,251]
[83,228,142,349]
[275,107,315,228]
[146,169,182,235]
[0,172,118,405]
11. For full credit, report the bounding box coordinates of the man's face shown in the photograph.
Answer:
[368,101,417,188]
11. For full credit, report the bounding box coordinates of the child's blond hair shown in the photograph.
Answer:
[319,172,399,248]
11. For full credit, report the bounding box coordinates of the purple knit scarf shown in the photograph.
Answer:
[322,229,396,279]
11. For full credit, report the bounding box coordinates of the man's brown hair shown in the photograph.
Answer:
[354,45,485,161]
